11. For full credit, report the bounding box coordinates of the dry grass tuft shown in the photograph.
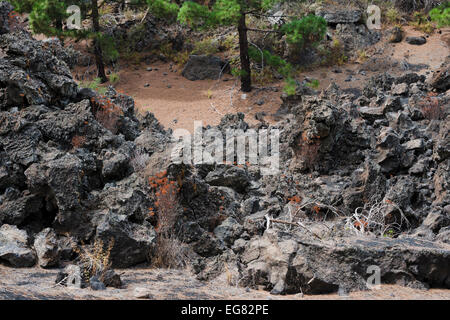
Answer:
[73,238,114,283]
[91,96,124,134]
[148,171,187,269]
[130,147,151,173]
[345,199,410,237]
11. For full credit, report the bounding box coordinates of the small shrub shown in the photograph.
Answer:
[147,0,179,21]
[386,7,402,24]
[283,78,297,96]
[249,48,290,71]
[79,78,107,95]
[231,67,248,78]
[346,199,410,237]
[148,173,180,236]
[121,50,142,65]
[429,2,450,27]
[91,96,123,134]
[357,49,368,62]
[148,171,186,268]
[251,67,276,86]
[109,73,120,85]
[221,34,237,51]
[79,78,100,90]
[123,9,135,21]
[192,37,220,55]
[173,50,190,67]
[130,147,150,172]
[177,0,212,27]
[281,15,327,49]
[248,47,295,90]
[99,4,114,16]
[158,42,175,59]
[151,234,188,269]
[411,11,435,33]
[73,238,114,284]
[306,79,320,89]
[320,39,348,67]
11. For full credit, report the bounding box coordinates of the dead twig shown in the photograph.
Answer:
[42,276,68,289]
[264,214,323,240]
[210,102,224,116]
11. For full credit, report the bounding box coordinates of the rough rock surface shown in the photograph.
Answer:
[315,7,362,24]
[334,23,381,54]
[428,60,450,92]
[0,1,13,35]
[240,229,450,294]
[182,55,230,81]
[0,31,169,268]
[0,22,449,296]
[34,228,60,268]
[406,36,427,46]
[388,27,403,43]
[0,224,36,267]
[107,15,183,54]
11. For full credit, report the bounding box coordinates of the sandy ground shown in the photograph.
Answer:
[114,65,282,132]
[1,266,449,300]
[390,26,450,70]
[28,17,450,134]
[85,26,447,132]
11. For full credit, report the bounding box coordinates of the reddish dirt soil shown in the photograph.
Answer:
[103,27,449,132]
[113,63,284,132]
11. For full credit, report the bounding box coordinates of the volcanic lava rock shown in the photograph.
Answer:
[182,55,230,81]
[0,224,36,267]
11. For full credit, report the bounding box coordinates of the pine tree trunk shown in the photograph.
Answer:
[56,19,64,45]
[238,13,251,92]
[91,0,108,83]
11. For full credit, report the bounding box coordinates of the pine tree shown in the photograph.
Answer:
[28,0,69,40]
[91,0,108,83]
[7,0,34,13]
[9,0,109,82]
[176,0,282,92]
[174,1,326,93]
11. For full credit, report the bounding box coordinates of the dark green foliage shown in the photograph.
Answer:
[283,77,297,95]
[248,47,292,77]
[97,33,119,63]
[209,0,241,25]
[429,1,450,27]
[176,0,327,94]
[147,0,179,20]
[9,0,113,81]
[7,0,34,13]
[28,0,68,37]
[281,14,327,48]
[177,1,214,27]
[8,0,89,38]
